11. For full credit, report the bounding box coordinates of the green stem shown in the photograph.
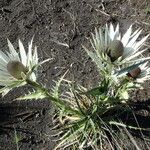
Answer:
[26,79,82,116]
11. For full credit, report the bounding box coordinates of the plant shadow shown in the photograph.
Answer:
[119,99,150,137]
[0,99,52,134]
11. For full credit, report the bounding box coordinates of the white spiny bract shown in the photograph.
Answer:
[84,23,150,83]
[91,24,149,63]
[0,38,38,95]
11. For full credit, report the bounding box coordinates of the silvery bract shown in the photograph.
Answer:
[92,24,149,63]
[84,23,149,83]
[0,38,38,95]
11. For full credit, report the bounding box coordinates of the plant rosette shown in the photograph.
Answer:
[51,24,150,149]
[51,75,150,149]
[50,81,136,150]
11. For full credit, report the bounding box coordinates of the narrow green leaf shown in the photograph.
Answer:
[83,86,105,96]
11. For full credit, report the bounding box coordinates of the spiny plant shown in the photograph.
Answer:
[49,24,150,149]
[0,23,149,149]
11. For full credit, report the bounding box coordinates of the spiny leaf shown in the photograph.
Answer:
[0,80,26,96]
[52,70,69,99]
[109,121,148,131]
[115,60,149,77]
[16,90,46,100]
[82,46,103,70]
[54,122,85,150]
[0,87,11,96]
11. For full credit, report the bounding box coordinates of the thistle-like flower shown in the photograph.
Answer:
[127,62,150,83]
[88,23,149,65]
[84,23,149,83]
[0,38,38,95]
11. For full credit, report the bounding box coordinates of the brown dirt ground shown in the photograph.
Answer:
[0,0,150,149]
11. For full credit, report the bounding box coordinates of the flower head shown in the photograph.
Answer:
[128,62,150,83]
[90,23,149,65]
[0,38,38,95]
[84,23,149,84]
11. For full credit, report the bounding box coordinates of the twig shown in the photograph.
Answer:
[95,9,110,17]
